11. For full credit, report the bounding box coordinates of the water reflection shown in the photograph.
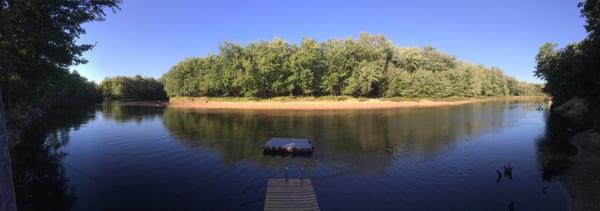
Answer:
[162,101,518,166]
[536,112,578,185]
[10,100,570,210]
[529,109,591,211]
[100,102,163,123]
[11,106,96,210]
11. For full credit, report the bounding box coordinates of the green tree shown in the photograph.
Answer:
[444,67,477,97]
[0,0,120,107]
[217,42,245,96]
[343,61,385,96]
[420,46,457,72]
[319,38,356,95]
[163,58,203,97]
[535,1,600,106]
[161,33,540,99]
[99,75,166,100]
[392,48,423,73]
[409,70,452,98]
[384,67,413,97]
[288,38,324,95]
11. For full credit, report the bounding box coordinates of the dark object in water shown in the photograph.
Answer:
[496,170,503,183]
[503,162,513,180]
[496,162,514,182]
[263,137,314,154]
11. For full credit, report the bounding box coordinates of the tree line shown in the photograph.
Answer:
[535,0,600,107]
[161,34,542,99]
[1,0,120,140]
[1,0,120,109]
[99,75,166,100]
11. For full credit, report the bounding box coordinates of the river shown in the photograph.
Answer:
[11,100,570,210]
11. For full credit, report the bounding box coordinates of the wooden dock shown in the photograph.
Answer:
[264,179,320,211]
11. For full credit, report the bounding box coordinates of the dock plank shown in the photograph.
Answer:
[264,179,319,211]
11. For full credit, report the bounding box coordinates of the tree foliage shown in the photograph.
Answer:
[0,0,120,108]
[535,0,600,105]
[99,75,166,100]
[163,33,540,99]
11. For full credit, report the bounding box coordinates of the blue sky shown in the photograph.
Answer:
[74,0,587,83]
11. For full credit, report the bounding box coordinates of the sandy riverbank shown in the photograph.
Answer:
[167,96,544,110]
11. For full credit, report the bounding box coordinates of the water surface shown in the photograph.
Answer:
[12,100,569,210]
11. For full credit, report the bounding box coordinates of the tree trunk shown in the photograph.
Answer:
[1,73,8,110]
[0,89,17,211]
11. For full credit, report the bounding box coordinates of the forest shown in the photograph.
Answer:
[162,34,542,99]
[99,75,166,100]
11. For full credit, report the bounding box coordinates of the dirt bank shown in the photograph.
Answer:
[116,100,168,107]
[548,97,600,211]
[168,96,543,110]
[562,130,600,211]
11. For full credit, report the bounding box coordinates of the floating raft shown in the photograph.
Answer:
[264,179,320,211]
[263,137,314,154]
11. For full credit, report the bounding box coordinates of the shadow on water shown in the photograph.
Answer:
[536,111,578,186]
[10,105,97,211]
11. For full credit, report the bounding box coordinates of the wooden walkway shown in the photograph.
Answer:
[264,179,320,211]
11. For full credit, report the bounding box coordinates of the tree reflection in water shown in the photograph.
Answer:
[10,106,97,211]
[100,102,164,123]
[161,100,521,174]
[536,112,578,183]
[8,100,562,210]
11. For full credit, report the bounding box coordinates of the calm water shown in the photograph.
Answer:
[12,100,570,210]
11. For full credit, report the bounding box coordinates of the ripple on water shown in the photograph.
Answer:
[17,100,569,210]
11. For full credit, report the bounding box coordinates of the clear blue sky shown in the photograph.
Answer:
[73,0,587,83]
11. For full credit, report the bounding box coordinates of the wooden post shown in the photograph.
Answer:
[0,90,17,211]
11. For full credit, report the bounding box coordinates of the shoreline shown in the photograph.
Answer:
[167,96,544,110]
[562,130,600,211]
